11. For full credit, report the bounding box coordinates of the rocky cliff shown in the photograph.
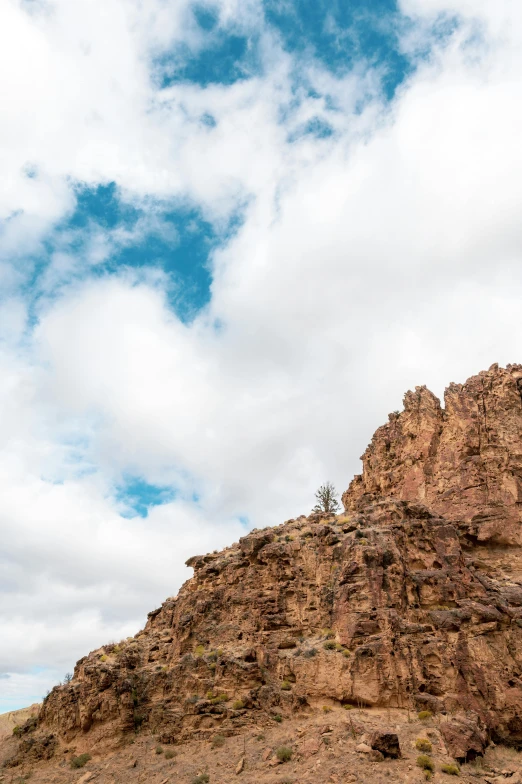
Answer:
[24,366,522,761]
[343,363,522,564]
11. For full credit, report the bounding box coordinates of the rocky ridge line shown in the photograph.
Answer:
[9,364,522,766]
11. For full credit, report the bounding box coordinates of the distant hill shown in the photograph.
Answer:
[0,704,40,740]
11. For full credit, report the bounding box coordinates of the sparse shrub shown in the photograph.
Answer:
[113,645,121,654]
[342,649,351,657]
[417,755,435,772]
[100,654,107,662]
[276,746,293,763]
[211,734,225,748]
[156,745,163,754]
[416,738,432,753]
[342,703,354,710]
[256,734,265,741]
[418,710,433,721]
[312,482,340,514]
[63,672,73,684]
[192,775,209,784]
[273,713,283,723]
[281,681,291,691]
[335,643,344,652]
[304,647,317,658]
[71,753,92,769]
[194,645,205,657]
[12,726,21,737]
[322,628,335,639]
[232,699,245,710]
[323,641,336,650]
[440,764,460,776]
[165,750,176,759]
[210,694,228,705]
[322,705,332,713]
[355,529,365,539]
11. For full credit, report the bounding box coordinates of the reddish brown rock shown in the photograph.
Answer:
[343,364,522,563]
[29,365,522,757]
[440,713,488,762]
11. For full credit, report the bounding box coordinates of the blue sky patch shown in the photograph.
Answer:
[115,476,177,518]
[265,0,412,98]
[31,184,222,321]
[158,37,252,88]
[288,116,334,143]
[70,182,139,231]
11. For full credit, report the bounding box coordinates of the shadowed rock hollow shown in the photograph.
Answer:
[30,365,522,757]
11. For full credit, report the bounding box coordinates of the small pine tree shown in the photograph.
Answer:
[312,482,340,514]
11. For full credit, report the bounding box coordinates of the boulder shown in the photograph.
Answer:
[370,731,401,759]
[440,715,488,762]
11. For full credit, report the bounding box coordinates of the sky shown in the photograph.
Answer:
[1,0,522,712]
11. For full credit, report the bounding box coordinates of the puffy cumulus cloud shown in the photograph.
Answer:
[0,382,246,678]
[3,0,522,709]
[0,0,262,264]
[0,0,372,277]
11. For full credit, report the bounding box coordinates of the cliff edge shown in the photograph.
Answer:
[4,364,522,774]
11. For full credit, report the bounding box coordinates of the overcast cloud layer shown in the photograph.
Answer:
[2,0,522,710]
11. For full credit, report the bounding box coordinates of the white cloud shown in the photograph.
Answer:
[3,0,522,709]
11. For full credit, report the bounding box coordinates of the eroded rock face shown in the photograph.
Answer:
[343,364,522,557]
[39,499,522,749]
[37,365,522,754]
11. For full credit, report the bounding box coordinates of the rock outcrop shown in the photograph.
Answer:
[34,365,522,757]
[343,363,522,566]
